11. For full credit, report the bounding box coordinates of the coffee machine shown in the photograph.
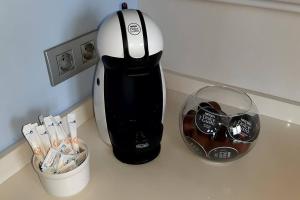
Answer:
[93,9,166,164]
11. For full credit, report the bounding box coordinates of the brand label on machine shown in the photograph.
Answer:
[128,23,141,35]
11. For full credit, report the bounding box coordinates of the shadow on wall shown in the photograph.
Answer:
[10,107,51,144]
[70,3,122,106]
[71,5,100,112]
[70,3,127,112]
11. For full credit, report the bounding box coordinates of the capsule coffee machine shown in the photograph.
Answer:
[93,8,166,164]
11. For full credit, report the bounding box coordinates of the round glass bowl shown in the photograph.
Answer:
[180,86,260,162]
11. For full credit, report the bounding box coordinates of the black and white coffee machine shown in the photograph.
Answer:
[93,8,166,164]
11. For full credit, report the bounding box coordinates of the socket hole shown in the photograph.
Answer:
[96,78,100,86]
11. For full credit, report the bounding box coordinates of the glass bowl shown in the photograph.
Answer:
[180,85,260,162]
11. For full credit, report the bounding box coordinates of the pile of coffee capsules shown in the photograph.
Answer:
[182,101,260,162]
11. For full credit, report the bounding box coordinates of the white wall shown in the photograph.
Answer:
[140,0,300,102]
[0,0,137,153]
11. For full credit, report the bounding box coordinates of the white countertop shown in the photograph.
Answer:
[1,90,300,200]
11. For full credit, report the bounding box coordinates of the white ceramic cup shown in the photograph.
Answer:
[32,140,90,197]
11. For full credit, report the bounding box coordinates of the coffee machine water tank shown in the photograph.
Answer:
[93,9,166,164]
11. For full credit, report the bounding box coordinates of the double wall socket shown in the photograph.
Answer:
[44,30,99,86]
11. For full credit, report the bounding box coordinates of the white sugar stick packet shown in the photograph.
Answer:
[75,150,87,166]
[57,160,77,174]
[54,115,75,153]
[57,142,75,155]
[41,148,60,172]
[52,116,67,142]
[35,125,51,154]
[31,123,38,128]
[31,122,46,154]
[67,113,79,153]
[22,124,46,162]
[30,123,48,156]
[57,154,75,170]
[44,116,59,148]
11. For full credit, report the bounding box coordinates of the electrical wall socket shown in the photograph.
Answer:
[56,50,75,75]
[44,30,99,86]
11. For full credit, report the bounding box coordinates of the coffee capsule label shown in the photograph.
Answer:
[208,147,239,161]
[229,114,259,142]
[194,107,221,135]
[184,136,207,157]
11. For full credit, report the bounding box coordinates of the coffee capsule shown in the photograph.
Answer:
[198,101,229,130]
[182,111,214,153]
[198,102,211,111]
[184,136,207,157]
[228,114,260,142]
[182,110,197,137]
[219,110,230,126]
[192,130,214,153]
[198,101,221,112]
[212,125,228,141]
[194,106,221,136]
[232,142,250,155]
[208,146,239,161]
[207,101,222,112]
